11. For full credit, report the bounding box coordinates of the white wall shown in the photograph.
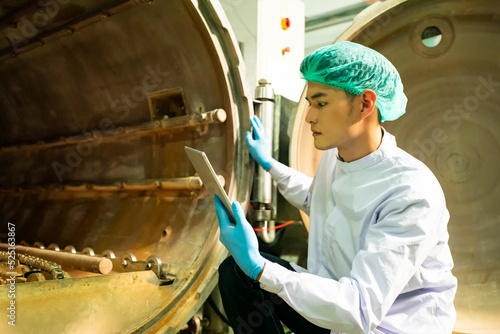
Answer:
[219,0,367,95]
[219,0,259,95]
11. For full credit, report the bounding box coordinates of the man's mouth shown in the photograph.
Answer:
[312,130,321,137]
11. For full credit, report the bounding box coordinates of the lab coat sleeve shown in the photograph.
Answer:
[268,161,313,214]
[259,187,447,333]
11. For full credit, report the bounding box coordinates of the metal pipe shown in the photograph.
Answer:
[259,220,276,244]
[253,79,275,204]
[0,243,113,274]
[0,109,227,153]
[252,79,277,244]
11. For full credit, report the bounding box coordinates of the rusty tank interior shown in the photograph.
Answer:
[1,0,499,333]
[0,0,253,332]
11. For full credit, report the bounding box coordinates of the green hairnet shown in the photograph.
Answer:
[300,41,407,122]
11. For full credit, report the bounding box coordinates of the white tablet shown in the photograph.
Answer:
[184,146,235,224]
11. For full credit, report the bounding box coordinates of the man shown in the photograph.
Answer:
[215,41,457,334]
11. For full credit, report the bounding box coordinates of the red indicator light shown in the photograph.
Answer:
[282,46,291,55]
[281,17,291,30]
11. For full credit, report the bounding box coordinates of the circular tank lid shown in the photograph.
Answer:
[0,0,252,332]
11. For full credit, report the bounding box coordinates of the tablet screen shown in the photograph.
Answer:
[184,146,236,224]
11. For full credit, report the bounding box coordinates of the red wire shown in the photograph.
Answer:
[253,220,295,232]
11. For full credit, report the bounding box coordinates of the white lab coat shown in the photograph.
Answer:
[259,131,457,334]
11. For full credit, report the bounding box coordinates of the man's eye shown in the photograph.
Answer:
[318,102,327,107]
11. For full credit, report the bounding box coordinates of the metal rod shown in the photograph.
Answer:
[0,175,225,193]
[0,243,113,274]
[0,109,227,153]
[0,0,136,60]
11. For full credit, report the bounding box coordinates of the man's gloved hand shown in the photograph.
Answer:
[214,195,266,280]
[246,115,276,172]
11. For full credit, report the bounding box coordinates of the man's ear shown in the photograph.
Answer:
[360,89,377,120]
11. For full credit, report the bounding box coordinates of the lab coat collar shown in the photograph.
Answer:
[336,128,396,172]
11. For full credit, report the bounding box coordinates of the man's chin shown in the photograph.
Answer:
[314,140,336,151]
[313,142,331,151]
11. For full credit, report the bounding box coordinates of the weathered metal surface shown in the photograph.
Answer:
[291,1,500,333]
[0,0,252,332]
[0,270,169,333]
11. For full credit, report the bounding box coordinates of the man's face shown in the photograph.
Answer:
[305,82,357,151]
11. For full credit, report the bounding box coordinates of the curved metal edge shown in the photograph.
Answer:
[198,0,255,209]
[289,92,315,232]
[137,236,229,333]
[129,0,253,332]
[336,0,409,43]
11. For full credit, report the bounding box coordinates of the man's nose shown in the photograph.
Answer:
[305,106,317,124]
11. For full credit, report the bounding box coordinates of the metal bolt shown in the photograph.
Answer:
[34,241,45,249]
[82,247,95,256]
[102,250,116,259]
[258,78,270,85]
[162,226,172,238]
[64,245,76,254]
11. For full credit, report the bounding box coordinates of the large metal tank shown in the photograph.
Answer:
[291,0,500,333]
[0,0,252,333]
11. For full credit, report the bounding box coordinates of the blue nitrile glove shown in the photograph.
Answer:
[246,115,276,171]
[214,195,266,280]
